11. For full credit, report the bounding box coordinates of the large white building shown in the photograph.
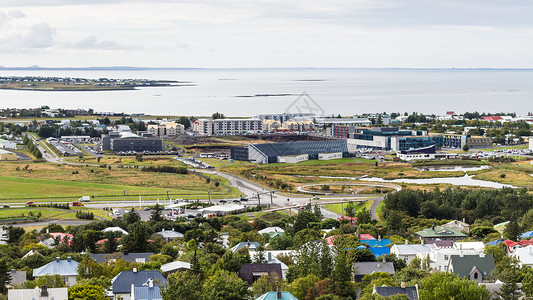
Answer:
[0,138,16,150]
[530,137,533,150]
[192,118,263,135]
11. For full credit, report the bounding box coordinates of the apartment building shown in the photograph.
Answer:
[192,118,263,135]
[147,122,185,137]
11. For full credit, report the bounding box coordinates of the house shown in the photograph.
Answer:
[22,248,40,259]
[102,227,129,235]
[417,247,479,272]
[155,229,183,242]
[263,252,289,279]
[453,241,485,252]
[49,232,74,245]
[239,264,283,285]
[8,269,26,287]
[512,245,533,267]
[160,260,191,275]
[255,290,299,300]
[353,261,395,282]
[111,269,167,300]
[231,241,261,253]
[90,252,154,264]
[373,283,419,300]
[447,254,495,283]
[415,226,467,242]
[8,286,68,300]
[481,280,522,299]
[368,247,391,258]
[390,243,436,264]
[258,227,285,238]
[33,257,78,286]
[442,220,470,232]
[131,279,163,300]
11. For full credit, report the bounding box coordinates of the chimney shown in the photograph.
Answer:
[67,256,71,262]
[401,281,406,289]
[460,251,464,258]
[268,252,272,262]
[133,267,137,273]
[40,286,49,297]
[55,257,60,262]
[124,250,129,256]
[46,228,49,234]
[405,239,408,245]
[421,239,424,245]
[382,256,386,263]
[277,286,282,299]
[148,278,154,288]
[480,252,485,258]
[431,225,435,231]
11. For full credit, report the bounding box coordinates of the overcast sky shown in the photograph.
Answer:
[1,0,532,68]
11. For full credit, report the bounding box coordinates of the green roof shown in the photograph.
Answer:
[415,226,467,238]
[449,254,495,280]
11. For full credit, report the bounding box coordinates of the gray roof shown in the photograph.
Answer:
[353,262,395,275]
[251,140,348,162]
[374,286,419,300]
[391,244,435,255]
[90,252,154,263]
[231,241,261,253]
[449,254,495,280]
[112,270,167,294]
[134,286,162,300]
[156,229,184,239]
[9,270,26,286]
[160,261,191,273]
[33,258,79,277]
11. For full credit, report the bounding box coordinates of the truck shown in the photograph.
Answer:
[79,196,91,202]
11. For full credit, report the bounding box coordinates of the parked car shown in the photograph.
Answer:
[26,201,34,206]
[219,200,227,203]
[2,204,9,208]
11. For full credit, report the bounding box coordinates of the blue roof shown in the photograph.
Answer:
[255,291,299,300]
[112,270,167,294]
[360,239,391,247]
[520,231,533,239]
[486,239,504,246]
[369,247,391,257]
[134,286,162,300]
[33,258,78,277]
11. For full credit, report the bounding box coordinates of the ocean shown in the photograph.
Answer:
[0,68,532,116]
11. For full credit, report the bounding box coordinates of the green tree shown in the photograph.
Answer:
[463,144,470,151]
[68,283,106,300]
[356,208,372,224]
[345,202,356,218]
[331,247,354,297]
[419,272,491,300]
[212,112,225,120]
[150,204,164,222]
[161,271,203,300]
[123,208,141,224]
[123,222,150,252]
[504,219,521,241]
[289,274,320,300]
[251,273,286,298]
[103,231,119,253]
[177,116,191,129]
[293,211,320,233]
[202,269,250,300]
[22,274,66,289]
[0,259,12,294]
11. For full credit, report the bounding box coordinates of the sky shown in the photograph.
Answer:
[0,0,532,68]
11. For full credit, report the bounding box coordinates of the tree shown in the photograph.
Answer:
[177,116,191,129]
[212,112,225,120]
[289,274,320,300]
[103,231,119,253]
[221,250,251,273]
[345,202,356,218]
[122,222,150,252]
[293,211,320,233]
[0,259,12,294]
[251,273,286,298]
[150,204,164,222]
[68,283,106,300]
[123,208,141,224]
[161,271,203,300]
[504,219,521,241]
[202,269,250,300]
[348,248,375,263]
[463,144,470,151]
[419,272,491,300]
[331,247,355,297]
[7,226,25,244]
[22,274,66,289]
[356,208,372,224]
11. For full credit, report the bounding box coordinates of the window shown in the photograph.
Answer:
[474,272,478,279]
[444,255,449,260]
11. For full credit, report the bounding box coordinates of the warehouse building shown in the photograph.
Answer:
[247,140,348,164]
[101,132,162,153]
[0,138,17,150]
[0,149,17,160]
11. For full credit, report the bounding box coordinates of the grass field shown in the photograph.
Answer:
[0,160,238,201]
[0,207,104,221]
[323,200,373,216]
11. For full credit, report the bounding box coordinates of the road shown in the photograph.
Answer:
[23,134,392,219]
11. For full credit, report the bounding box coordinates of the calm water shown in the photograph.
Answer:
[1,69,533,116]
[361,174,515,188]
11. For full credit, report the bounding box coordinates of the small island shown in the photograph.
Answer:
[0,76,191,91]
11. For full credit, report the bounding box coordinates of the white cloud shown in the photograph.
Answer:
[8,10,25,18]
[20,22,55,48]
[69,35,142,50]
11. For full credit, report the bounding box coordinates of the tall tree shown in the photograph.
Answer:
[161,271,203,300]
[0,259,12,294]
[202,270,250,300]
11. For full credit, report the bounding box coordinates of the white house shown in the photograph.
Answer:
[8,287,68,300]
[418,248,480,272]
[512,245,533,267]
[390,243,436,264]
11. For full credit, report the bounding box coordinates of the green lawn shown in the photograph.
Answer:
[0,207,86,220]
[323,200,373,216]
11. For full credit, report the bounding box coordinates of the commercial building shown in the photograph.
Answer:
[247,140,348,164]
[254,112,314,123]
[0,149,17,161]
[277,154,309,163]
[316,117,372,127]
[263,120,282,132]
[147,122,184,137]
[101,132,163,153]
[0,138,16,149]
[192,118,263,135]
[396,145,458,161]
[348,127,427,150]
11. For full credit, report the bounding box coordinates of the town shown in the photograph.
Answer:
[0,107,533,300]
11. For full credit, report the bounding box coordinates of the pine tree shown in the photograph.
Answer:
[0,259,12,294]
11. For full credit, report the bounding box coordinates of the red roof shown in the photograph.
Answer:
[359,234,376,240]
[337,216,357,223]
[325,235,339,245]
[482,116,503,121]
